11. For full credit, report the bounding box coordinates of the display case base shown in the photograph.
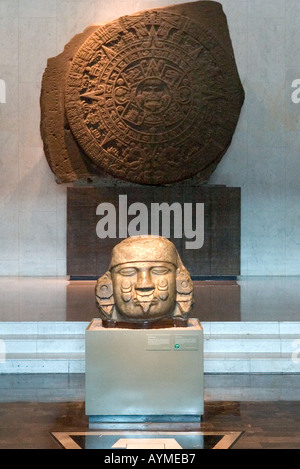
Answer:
[85,318,204,423]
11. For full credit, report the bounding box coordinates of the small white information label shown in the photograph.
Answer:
[146,334,172,351]
[173,334,199,351]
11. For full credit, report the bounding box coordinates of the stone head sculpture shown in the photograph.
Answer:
[95,236,193,326]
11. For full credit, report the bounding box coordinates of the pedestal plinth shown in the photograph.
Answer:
[85,318,204,424]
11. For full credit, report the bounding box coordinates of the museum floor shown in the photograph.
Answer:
[0,374,300,449]
[0,276,300,449]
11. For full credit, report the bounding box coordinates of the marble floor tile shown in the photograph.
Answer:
[0,375,299,448]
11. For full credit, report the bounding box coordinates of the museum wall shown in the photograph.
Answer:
[0,0,299,276]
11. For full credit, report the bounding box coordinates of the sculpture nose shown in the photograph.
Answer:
[135,270,155,291]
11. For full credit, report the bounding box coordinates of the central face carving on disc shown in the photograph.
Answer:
[65,10,243,185]
[135,77,171,114]
[112,57,193,136]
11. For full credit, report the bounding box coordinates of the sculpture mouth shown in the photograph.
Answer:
[135,291,155,303]
[133,292,159,314]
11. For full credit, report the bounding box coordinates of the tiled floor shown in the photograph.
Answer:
[0,374,299,449]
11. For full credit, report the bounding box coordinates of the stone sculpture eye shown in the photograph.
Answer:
[151,267,170,275]
[118,267,137,276]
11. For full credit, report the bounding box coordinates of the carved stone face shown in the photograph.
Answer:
[95,236,193,324]
[135,78,171,113]
[111,261,176,322]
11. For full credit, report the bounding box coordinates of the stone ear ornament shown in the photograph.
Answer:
[175,269,194,317]
[95,236,194,329]
[95,272,116,320]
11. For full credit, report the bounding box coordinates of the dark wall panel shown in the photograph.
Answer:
[67,185,241,278]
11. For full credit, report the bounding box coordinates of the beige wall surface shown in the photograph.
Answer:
[0,0,299,276]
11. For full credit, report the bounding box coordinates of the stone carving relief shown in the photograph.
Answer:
[41,1,245,185]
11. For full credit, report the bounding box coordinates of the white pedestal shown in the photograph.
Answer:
[85,318,204,423]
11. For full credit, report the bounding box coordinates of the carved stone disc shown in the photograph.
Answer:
[65,9,244,185]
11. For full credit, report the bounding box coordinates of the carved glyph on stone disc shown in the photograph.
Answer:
[64,8,244,185]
